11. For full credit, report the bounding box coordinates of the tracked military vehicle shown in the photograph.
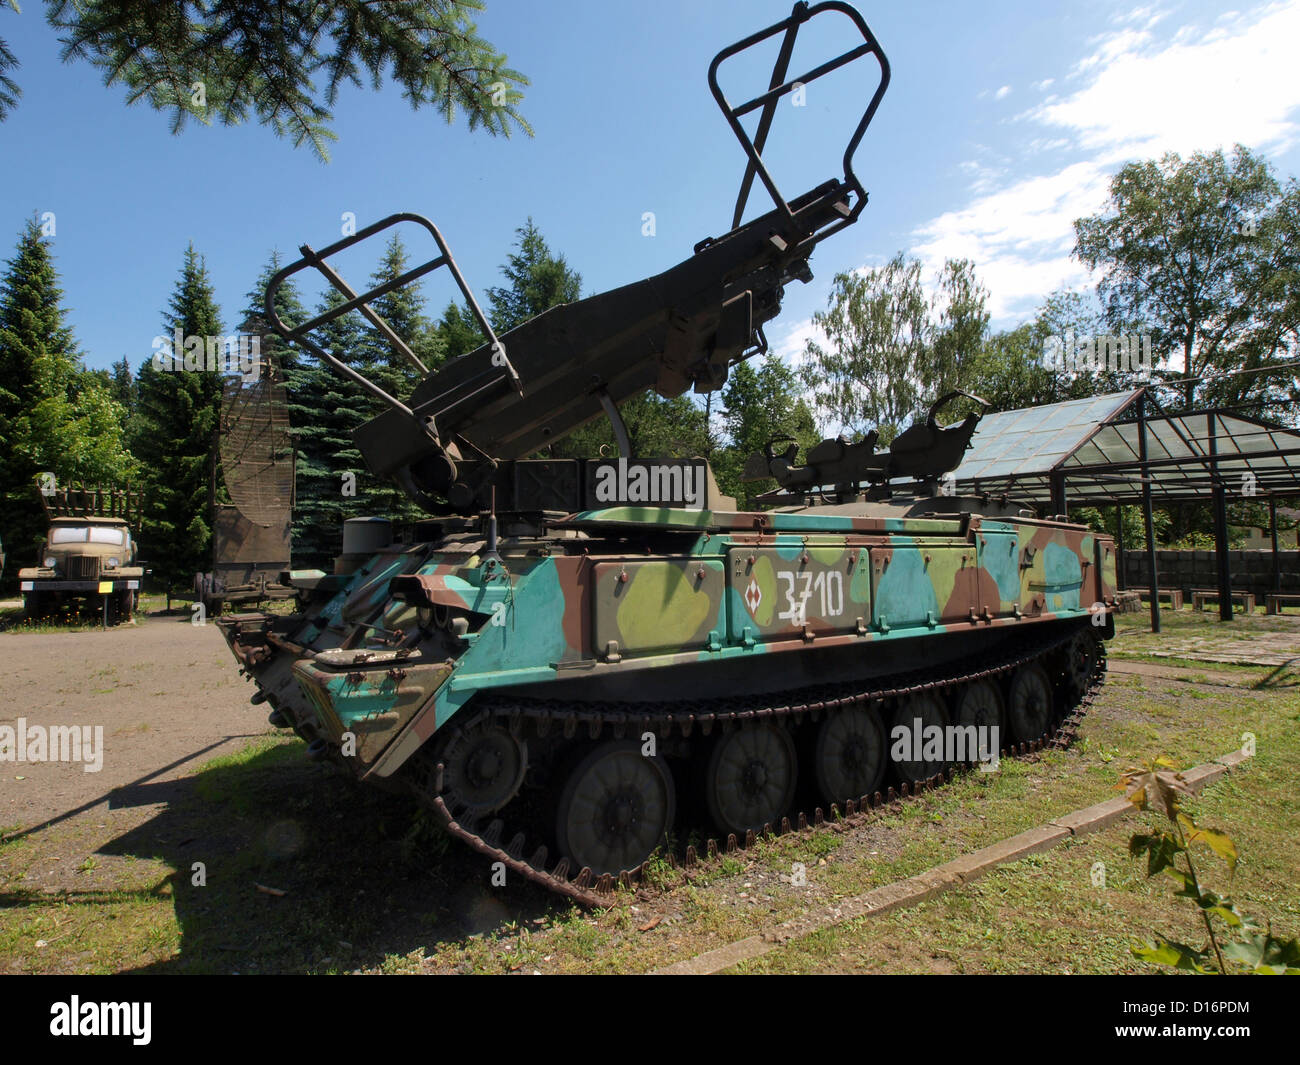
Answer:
[217,2,1119,904]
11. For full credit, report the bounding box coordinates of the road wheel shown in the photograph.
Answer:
[705,724,798,836]
[555,740,675,876]
[813,704,887,807]
[442,719,527,816]
[955,679,1006,763]
[892,691,951,783]
[1007,662,1054,742]
[1060,630,1100,697]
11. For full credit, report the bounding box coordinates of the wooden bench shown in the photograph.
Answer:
[1138,589,1184,609]
[1190,589,1256,613]
[1266,593,1300,615]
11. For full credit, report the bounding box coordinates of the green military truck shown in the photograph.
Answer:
[18,483,145,625]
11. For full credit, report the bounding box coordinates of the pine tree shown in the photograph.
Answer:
[0,218,133,585]
[285,289,370,567]
[361,234,440,394]
[131,244,225,594]
[240,250,308,373]
[109,356,137,417]
[9,2,531,159]
[486,219,582,334]
[435,300,485,360]
[346,235,440,524]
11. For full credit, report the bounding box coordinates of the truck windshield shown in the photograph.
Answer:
[49,526,126,545]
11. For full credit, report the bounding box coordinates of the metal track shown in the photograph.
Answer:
[405,624,1107,908]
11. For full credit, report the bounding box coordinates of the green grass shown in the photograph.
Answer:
[734,735,1300,973]
[0,606,110,634]
[2,618,1297,975]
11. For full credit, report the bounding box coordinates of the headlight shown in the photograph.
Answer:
[44,555,56,568]
[106,557,121,569]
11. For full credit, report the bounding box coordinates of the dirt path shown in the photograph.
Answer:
[1,616,265,847]
[1107,660,1262,686]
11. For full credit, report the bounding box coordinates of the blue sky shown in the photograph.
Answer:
[2,0,1298,376]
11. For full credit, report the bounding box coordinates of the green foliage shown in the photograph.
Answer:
[240,250,307,373]
[959,323,1055,413]
[0,218,133,586]
[434,301,485,361]
[282,235,439,565]
[0,2,18,122]
[131,244,225,592]
[802,254,1001,440]
[285,289,366,567]
[485,218,583,334]
[108,357,137,417]
[801,255,931,441]
[1075,145,1298,416]
[964,288,1151,416]
[11,1,530,160]
[1119,757,1300,974]
[715,354,818,507]
[1072,503,1170,551]
[929,258,989,400]
[352,236,439,524]
[623,393,709,458]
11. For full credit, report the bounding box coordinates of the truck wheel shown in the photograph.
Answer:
[116,589,136,624]
[194,573,223,618]
[23,591,43,620]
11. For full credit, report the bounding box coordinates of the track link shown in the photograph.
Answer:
[406,625,1107,908]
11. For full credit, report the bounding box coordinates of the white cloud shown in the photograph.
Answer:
[1028,2,1300,163]
[910,2,1300,328]
[772,316,827,369]
[913,161,1109,318]
[994,85,1011,100]
[1032,78,1055,91]
[957,157,1008,194]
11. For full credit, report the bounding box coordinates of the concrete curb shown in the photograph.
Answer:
[650,748,1251,975]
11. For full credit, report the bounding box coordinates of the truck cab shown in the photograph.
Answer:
[19,516,144,624]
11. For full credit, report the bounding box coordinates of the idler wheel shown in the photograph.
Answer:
[1061,630,1099,697]
[891,691,951,783]
[706,724,797,836]
[1007,662,1055,742]
[955,679,1006,758]
[443,720,527,815]
[813,705,887,807]
[555,740,675,876]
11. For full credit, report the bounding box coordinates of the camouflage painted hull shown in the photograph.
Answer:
[218,502,1117,888]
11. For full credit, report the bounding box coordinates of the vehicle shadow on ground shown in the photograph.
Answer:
[1252,658,1299,690]
[94,741,558,973]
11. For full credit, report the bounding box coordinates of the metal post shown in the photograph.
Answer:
[1213,483,1233,620]
[1050,472,1066,519]
[1270,495,1281,592]
[1114,503,1127,591]
[1209,412,1233,621]
[1137,392,1160,633]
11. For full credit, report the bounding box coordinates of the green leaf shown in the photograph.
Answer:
[1223,936,1266,968]
[1146,835,1184,878]
[1187,824,1239,872]
[1128,833,1156,858]
[1132,938,1215,973]
[1205,904,1243,928]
